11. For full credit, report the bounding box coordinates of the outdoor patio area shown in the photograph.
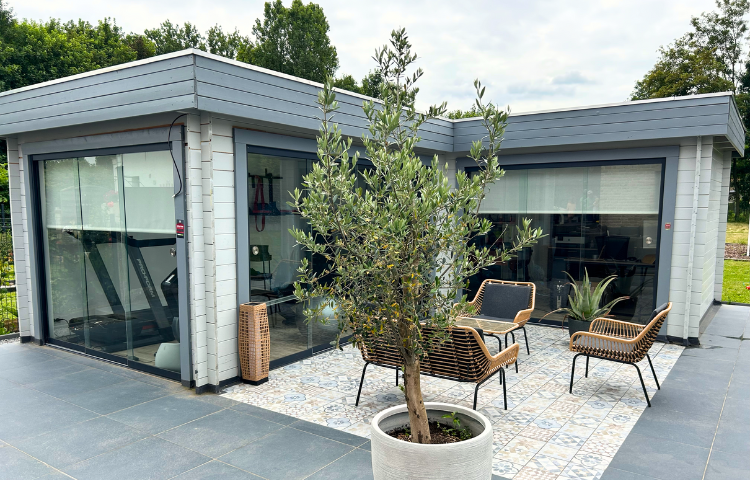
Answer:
[222,323,685,479]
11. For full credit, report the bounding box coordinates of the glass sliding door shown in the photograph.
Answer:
[246,149,339,365]
[39,150,181,376]
[468,162,663,324]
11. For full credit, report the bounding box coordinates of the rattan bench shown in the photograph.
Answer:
[356,326,519,410]
[455,279,535,355]
[568,302,672,407]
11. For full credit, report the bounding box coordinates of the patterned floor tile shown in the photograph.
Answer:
[221,324,684,480]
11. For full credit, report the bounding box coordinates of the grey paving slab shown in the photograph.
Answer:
[629,406,718,449]
[681,345,741,361]
[712,412,750,455]
[220,427,354,480]
[29,368,130,399]
[61,437,210,480]
[705,448,750,480]
[230,401,299,425]
[306,448,374,480]
[0,445,55,480]
[607,432,710,480]
[0,393,99,442]
[0,349,56,369]
[107,394,223,434]
[662,363,734,393]
[600,469,660,480]
[170,461,263,479]
[698,334,743,349]
[0,357,91,385]
[13,416,148,468]
[290,419,370,447]
[157,409,284,458]
[664,355,735,379]
[359,440,371,451]
[65,379,173,415]
[648,384,726,419]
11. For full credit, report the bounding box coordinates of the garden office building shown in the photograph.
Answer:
[0,49,743,391]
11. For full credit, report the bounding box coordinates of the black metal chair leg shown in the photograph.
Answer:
[633,363,652,407]
[510,331,516,345]
[501,368,507,410]
[355,362,369,406]
[487,334,502,352]
[585,356,590,378]
[646,354,660,390]
[569,353,583,393]
[521,326,530,355]
[473,382,480,410]
[396,367,399,386]
[514,359,518,373]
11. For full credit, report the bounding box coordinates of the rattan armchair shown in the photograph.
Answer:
[455,279,535,355]
[356,326,519,410]
[568,302,672,407]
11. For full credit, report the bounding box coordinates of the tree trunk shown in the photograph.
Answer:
[402,354,431,444]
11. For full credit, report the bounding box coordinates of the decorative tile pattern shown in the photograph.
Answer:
[222,324,683,480]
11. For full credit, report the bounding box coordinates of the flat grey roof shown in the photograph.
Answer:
[0,49,744,155]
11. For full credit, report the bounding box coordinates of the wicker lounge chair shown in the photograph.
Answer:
[455,279,535,355]
[356,326,519,410]
[568,302,672,407]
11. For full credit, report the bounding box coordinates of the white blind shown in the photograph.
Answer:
[122,151,175,234]
[478,164,661,215]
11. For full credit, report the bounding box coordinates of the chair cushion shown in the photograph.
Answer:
[647,303,669,323]
[480,283,531,318]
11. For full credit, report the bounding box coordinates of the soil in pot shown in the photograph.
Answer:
[387,419,473,444]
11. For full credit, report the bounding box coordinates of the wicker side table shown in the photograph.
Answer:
[238,302,270,385]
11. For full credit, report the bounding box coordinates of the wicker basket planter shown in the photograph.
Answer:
[238,302,270,385]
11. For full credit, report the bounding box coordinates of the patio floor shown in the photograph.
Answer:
[223,323,685,479]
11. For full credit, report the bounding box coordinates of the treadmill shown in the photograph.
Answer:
[65,230,179,354]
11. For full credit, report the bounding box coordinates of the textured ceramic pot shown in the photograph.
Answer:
[370,402,493,480]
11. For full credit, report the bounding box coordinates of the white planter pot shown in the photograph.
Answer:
[370,402,493,480]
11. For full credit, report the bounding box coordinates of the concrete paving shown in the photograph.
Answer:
[602,304,750,480]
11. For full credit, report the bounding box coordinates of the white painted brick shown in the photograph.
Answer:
[215,234,235,250]
[216,264,237,280]
[213,152,234,171]
[213,170,234,188]
[214,186,234,203]
[212,135,234,154]
[214,219,236,236]
[215,249,236,266]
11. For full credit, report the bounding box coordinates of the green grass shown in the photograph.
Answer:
[722,259,750,303]
[726,222,749,244]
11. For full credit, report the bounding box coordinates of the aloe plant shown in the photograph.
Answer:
[552,269,629,322]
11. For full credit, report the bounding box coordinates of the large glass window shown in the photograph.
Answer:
[40,151,181,375]
[468,162,662,324]
[247,150,339,364]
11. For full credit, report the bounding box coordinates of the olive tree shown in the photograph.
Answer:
[291,28,543,444]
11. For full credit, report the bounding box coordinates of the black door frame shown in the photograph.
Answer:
[27,136,190,382]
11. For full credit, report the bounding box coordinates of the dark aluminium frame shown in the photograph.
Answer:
[457,146,678,335]
[22,128,192,384]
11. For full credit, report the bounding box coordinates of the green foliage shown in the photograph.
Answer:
[206,25,252,59]
[243,0,339,82]
[0,161,9,204]
[144,20,205,55]
[331,70,384,99]
[446,105,481,119]
[548,270,629,322]
[124,34,156,60]
[722,259,750,302]
[632,0,748,99]
[440,412,473,441]
[291,27,543,378]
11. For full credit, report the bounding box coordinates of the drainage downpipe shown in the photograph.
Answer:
[683,136,701,346]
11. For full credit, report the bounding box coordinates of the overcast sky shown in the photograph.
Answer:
[13,0,719,113]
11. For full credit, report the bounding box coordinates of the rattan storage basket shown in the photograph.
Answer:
[238,302,270,385]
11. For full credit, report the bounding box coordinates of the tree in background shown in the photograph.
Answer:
[241,0,338,83]
[331,69,384,98]
[144,20,205,55]
[206,25,252,59]
[447,105,481,119]
[632,0,750,221]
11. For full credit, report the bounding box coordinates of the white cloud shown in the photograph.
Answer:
[11,0,718,112]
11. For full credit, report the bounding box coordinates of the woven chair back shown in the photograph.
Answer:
[473,279,535,321]
[359,326,490,382]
